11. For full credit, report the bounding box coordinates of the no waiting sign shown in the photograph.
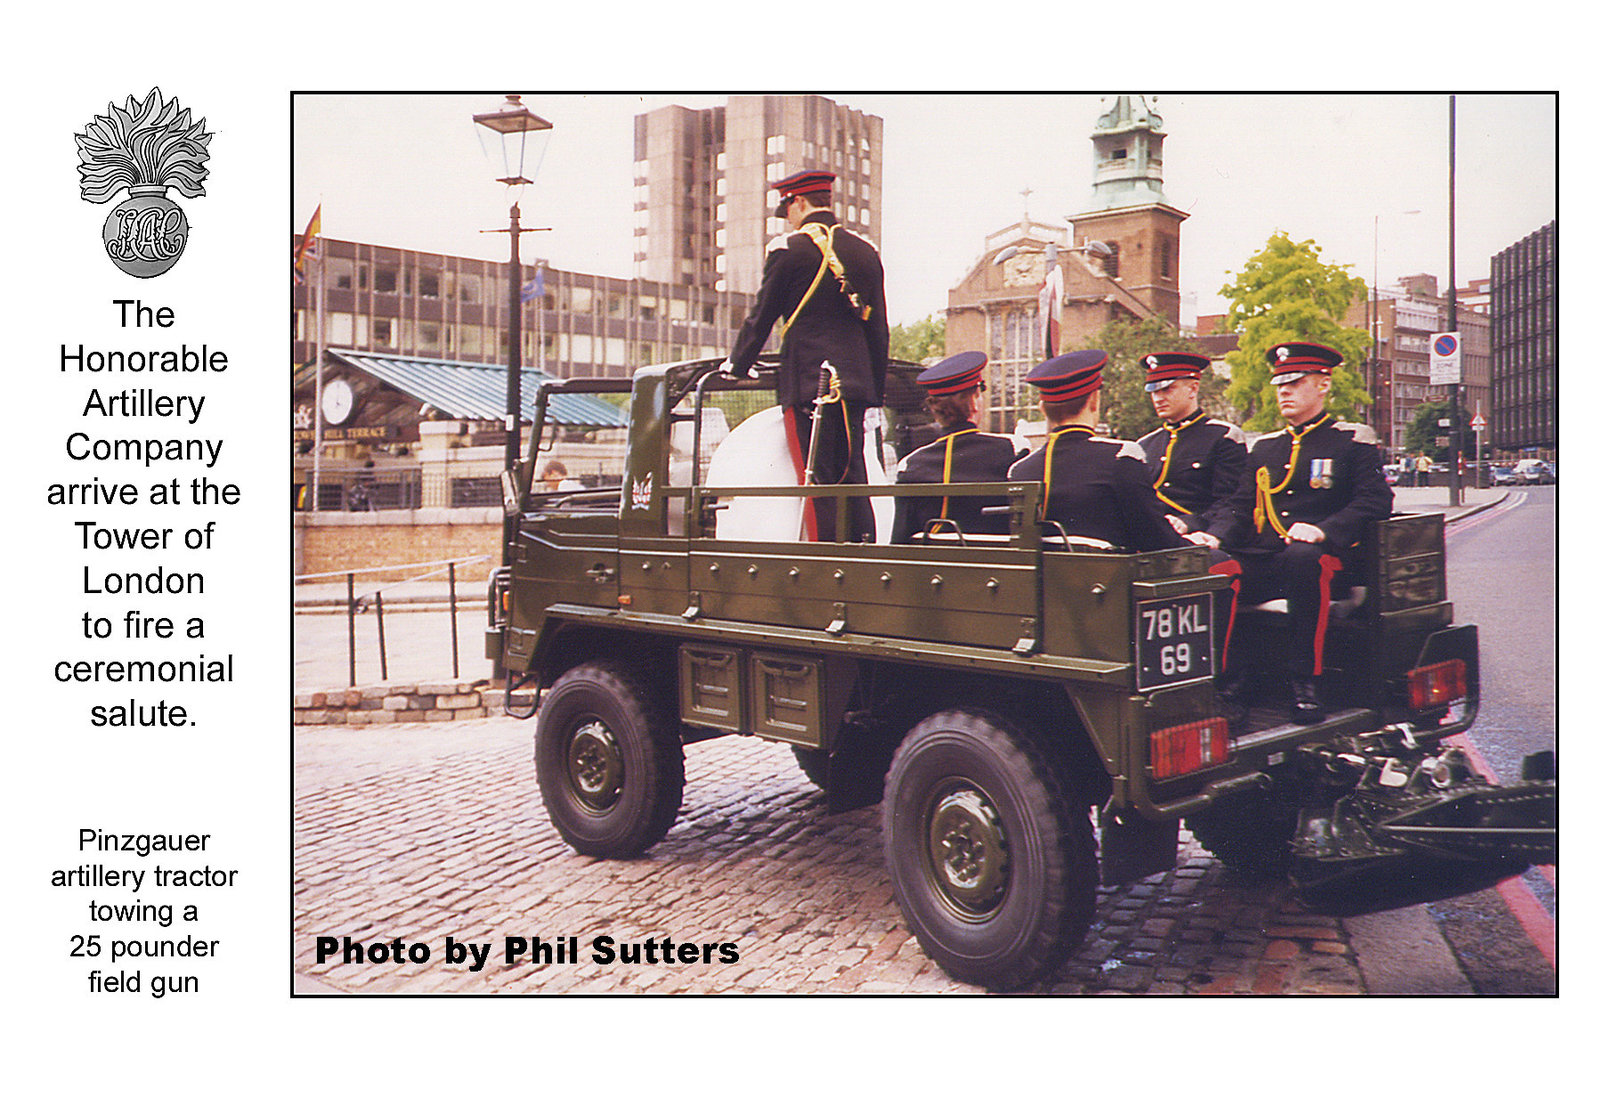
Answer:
[1429,331,1461,385]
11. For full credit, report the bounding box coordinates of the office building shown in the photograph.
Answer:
[1489,221,1556,457]
[632,96,884,294]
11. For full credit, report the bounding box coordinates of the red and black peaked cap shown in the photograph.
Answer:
[1268,341,1342,385]
[774,169,836,216]
[1142,351,1209,392]
[917,351,988,396]
[1026,349,1107,403]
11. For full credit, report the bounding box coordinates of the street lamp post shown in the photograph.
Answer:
[474,95,552,568]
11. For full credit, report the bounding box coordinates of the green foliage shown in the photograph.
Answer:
[1404,399,1452,461]
[1085,317,1230,440]
[1218,232,1373,430]
[889,314,946,365]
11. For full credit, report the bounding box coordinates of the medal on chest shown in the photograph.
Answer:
[1309,457,1334,489]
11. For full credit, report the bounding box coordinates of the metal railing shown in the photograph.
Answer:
[294,555,491,687]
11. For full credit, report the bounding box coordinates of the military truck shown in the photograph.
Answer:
[487,358,1554,991]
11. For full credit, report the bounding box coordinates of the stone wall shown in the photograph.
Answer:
[292,679,534,725]
[294,508,500,581]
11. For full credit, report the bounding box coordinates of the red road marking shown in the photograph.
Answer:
[1445,733,1556,967]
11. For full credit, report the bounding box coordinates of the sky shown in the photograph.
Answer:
[293,93,1555,329]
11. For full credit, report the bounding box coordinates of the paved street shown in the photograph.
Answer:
[296,714,1382,995]
[292,484,1548,996]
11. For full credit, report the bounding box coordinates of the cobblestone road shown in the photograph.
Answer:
[294,715,1368,996]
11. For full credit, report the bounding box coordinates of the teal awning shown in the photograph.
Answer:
[322,349,627,428]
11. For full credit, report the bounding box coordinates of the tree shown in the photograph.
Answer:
[1404,399,1451,461]
[1084,317,1230,440]
[889,314,945,365]
[1218,232,1372,430]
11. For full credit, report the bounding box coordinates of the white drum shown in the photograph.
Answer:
[704,405,892,543]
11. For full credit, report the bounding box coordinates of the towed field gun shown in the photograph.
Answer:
[487,357,1554,989]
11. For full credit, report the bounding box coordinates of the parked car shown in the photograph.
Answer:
[1491,465,1516,487]
[1382,463,1401,486]
[1511,459,1555,485]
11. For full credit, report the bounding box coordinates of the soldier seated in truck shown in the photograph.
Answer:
[1209,342,1393,723]
[890,351,1028,543]
[1006,349,1192,553]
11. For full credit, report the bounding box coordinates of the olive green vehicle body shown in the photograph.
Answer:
[489,361,1475,886]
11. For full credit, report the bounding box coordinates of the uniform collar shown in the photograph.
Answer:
[1290,411,1332,434]
[1164,409,1206,432]
[937,419,978,437]
[801,211,837,229]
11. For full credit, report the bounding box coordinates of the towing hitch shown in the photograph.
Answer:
[1288,724,1555,893]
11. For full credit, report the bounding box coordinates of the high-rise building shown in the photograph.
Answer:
[633,96,884,294]
[1489,221,1556,458]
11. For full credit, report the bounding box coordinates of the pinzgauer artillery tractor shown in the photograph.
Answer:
[487,358,1554,991]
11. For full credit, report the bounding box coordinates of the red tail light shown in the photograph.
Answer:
[1409,659,1467,711]
[1150,717,1231,780]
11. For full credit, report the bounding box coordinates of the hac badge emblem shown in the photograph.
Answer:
[75,89,213,278]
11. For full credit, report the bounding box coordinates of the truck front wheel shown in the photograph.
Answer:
[535,661,684,859]
[882,709,1096,991]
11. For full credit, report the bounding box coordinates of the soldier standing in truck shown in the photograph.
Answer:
[722,169,889,542]
[1210,342,1393,722]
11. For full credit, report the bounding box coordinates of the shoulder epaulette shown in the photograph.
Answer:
[1113,439,1147,462]
[1209,419,1246,444]
[1333,420,1381,445]
[765,234,794,255]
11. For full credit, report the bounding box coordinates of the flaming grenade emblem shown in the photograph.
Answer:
[75,89,213,278]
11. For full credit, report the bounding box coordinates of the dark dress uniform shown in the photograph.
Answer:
[1214,412,1393,681]
[727,173,889,542]
[1136,411,1248,535]
[1008,428,1186,552]
[891,419,1026,543]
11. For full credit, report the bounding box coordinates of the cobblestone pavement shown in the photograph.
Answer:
[295,715,1367,996]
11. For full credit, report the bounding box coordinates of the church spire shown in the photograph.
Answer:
[1087,94,1168,209]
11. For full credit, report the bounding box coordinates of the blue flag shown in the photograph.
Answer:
[520,266,545,304]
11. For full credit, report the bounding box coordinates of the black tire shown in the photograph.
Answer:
[534,661,684,859]
[882,709,1097,991]
[792,746,829,790]
[1186,791,1297,882]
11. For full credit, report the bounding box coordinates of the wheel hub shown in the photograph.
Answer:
[926,785,1010,918]
[567,720,624,813]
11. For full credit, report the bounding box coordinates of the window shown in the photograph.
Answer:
[373,318,394,346]
[418,273,440,298]
[374,268,398,294]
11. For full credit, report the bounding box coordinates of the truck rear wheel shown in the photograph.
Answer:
[882,709,1096,991]
[792,747,829,790]
[534,661,684,859]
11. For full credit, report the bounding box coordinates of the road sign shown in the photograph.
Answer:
[1429,332,1461,385]
[1471,412,1487,432]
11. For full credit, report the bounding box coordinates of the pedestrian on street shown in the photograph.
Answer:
[723,169,889,542]
[891,351,1027,543]
[1416,452,1432,487]
[1211,342,1393,722]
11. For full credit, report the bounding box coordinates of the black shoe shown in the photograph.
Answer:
[1291,678,1325,724]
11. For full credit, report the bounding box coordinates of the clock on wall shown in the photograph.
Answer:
[320,378,354,425]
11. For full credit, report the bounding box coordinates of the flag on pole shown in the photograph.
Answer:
[521,265,545,304]
[1038,264,1064,358]
[293,204,322,285]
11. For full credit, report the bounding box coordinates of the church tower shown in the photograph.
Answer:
[1067,95,1187,326]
